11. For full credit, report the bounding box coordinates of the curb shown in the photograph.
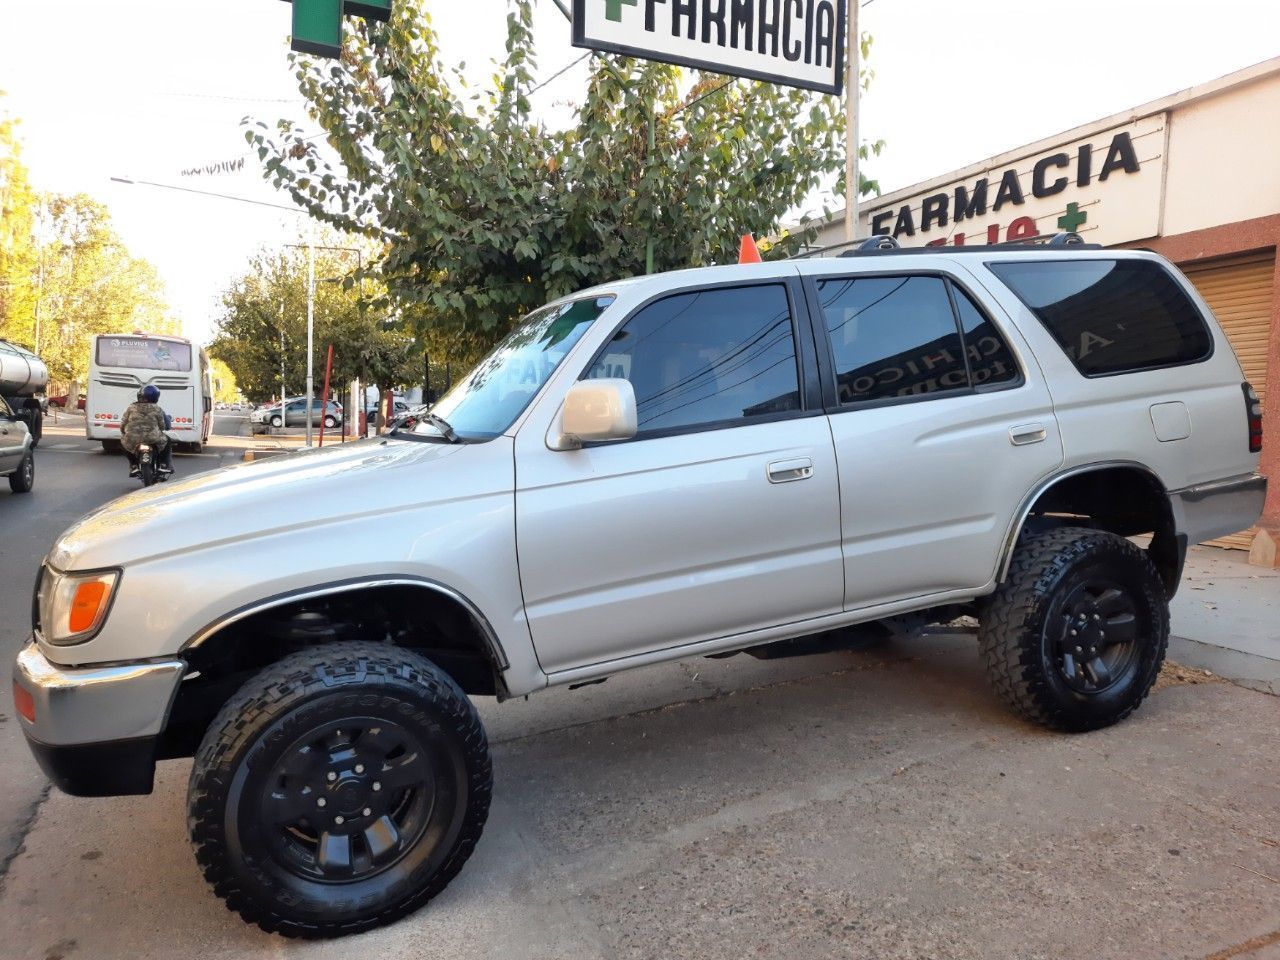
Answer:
[242,449,291,463]
[1168,635,1279,697]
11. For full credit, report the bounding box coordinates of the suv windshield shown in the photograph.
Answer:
[410,295,615,440]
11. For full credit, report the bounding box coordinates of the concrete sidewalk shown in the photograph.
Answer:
[1170,545,1280,696]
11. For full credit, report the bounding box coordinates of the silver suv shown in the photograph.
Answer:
[13,239,1266,937]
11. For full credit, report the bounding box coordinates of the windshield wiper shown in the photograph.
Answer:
[421,412,460,443]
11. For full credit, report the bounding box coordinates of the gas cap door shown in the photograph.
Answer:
[1150,401,1192,442]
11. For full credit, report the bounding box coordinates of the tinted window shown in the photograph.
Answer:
[989,259,1212,376]
[952,285,1020,388]
[817,276,967,404]
[586,284,800,434]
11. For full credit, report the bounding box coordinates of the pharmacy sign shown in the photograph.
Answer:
[573,0,847,95]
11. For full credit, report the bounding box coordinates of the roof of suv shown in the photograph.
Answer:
[566,243,1165,306]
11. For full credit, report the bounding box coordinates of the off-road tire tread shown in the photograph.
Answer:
[979,528,1168,732]
[187,642,492,939]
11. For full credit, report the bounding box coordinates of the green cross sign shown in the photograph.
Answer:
[284,0,392,59]
[1057,202,1088,233]
[603,0,637,22]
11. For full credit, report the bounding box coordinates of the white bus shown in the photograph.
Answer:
[86,334,213,452]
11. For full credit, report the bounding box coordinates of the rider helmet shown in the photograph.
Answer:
[140,384,161,404]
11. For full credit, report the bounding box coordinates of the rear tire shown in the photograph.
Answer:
[8,451,33,493]
[187,642,492,938]
[979,528,1168,732]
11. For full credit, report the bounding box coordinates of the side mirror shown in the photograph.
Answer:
[550,379,637,450]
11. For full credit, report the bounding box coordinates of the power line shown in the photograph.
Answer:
[529,53,592,96]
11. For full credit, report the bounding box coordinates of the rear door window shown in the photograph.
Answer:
[989,259,1212,376]
[814,275,1020,405]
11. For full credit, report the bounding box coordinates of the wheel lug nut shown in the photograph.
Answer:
[372,782,381,792]
[317,797,327,808]
[335,815,345,825]
[362,807,372,817]
[327,771,338,782]
[1075,646,1082,653]
[1070,629,1078,636]
[355,764,365,774]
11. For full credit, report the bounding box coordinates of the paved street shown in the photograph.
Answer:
[0,413,249,876]
[0,419,1276,960]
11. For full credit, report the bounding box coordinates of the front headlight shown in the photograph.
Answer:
[37,567,121,645]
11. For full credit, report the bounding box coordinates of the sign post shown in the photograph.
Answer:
[844,0,858,243]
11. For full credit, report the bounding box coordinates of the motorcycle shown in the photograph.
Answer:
[135,440,173,488]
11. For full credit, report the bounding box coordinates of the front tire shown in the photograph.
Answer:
[270,415,283,429]
[979,528,1168,732]
[9,451,33,493]
[187,643,492,938]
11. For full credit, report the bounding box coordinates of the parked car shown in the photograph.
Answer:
[47,393,85,411]
[271,398,342,428]
[0,394,35,493]
[12,237,1266,938]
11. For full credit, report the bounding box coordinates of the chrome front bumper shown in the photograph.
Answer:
[1171,473,1268,546]
[13,639,186,797]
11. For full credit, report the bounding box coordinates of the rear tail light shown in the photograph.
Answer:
[1243,382,1263,453]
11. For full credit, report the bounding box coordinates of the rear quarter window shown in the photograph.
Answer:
[988,259,1212,376]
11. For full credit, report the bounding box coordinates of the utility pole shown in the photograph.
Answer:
[279,300,286,411]
[306,234,316,447]
[843,0,860,244]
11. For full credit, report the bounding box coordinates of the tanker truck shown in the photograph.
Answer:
[0,338,47,445]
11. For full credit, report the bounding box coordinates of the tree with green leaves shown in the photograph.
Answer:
[246,0,878,367]
[210,236,419,404]
[3,99,177,382]
[0,94,39,349]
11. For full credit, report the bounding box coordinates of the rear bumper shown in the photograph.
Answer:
[12,639,185,797]
[1171,474,1268,545]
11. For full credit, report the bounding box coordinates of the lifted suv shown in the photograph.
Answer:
[14,240,1266,937]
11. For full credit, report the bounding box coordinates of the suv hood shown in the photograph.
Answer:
[49,438,475,570]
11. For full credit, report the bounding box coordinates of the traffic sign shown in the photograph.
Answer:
[283,0,392,59]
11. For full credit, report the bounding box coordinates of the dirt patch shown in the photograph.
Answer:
[1156,659,1220,691]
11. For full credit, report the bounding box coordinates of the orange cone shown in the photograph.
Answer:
[738,233,763,264]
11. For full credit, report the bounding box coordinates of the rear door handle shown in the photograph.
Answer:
[767,457,813,483]
[1009,423,1047,446]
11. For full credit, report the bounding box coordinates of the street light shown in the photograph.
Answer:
[284,243,363,446]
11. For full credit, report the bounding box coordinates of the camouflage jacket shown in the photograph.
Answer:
[120,401,168,452]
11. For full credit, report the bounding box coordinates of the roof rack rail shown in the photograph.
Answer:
[832,231,1101,257]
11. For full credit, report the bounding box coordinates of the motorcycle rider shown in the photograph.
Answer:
[120,384,173,478]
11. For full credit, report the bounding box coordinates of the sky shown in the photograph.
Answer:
[1,0,1278,346]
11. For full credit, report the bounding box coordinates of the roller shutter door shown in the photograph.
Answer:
[1184,253,1275,550]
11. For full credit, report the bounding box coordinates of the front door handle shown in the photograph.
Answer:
[767,457,813,483]
[1009,422,1047,446]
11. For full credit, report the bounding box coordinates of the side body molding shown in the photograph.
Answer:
[181,576,511,672]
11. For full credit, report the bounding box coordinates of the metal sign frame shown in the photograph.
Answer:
[572,0,846,96]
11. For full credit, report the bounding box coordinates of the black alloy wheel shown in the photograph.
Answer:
[259,719,440,884]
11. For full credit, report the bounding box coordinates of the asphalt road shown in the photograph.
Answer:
[0,418,1276,959]
[0,414,247,877]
